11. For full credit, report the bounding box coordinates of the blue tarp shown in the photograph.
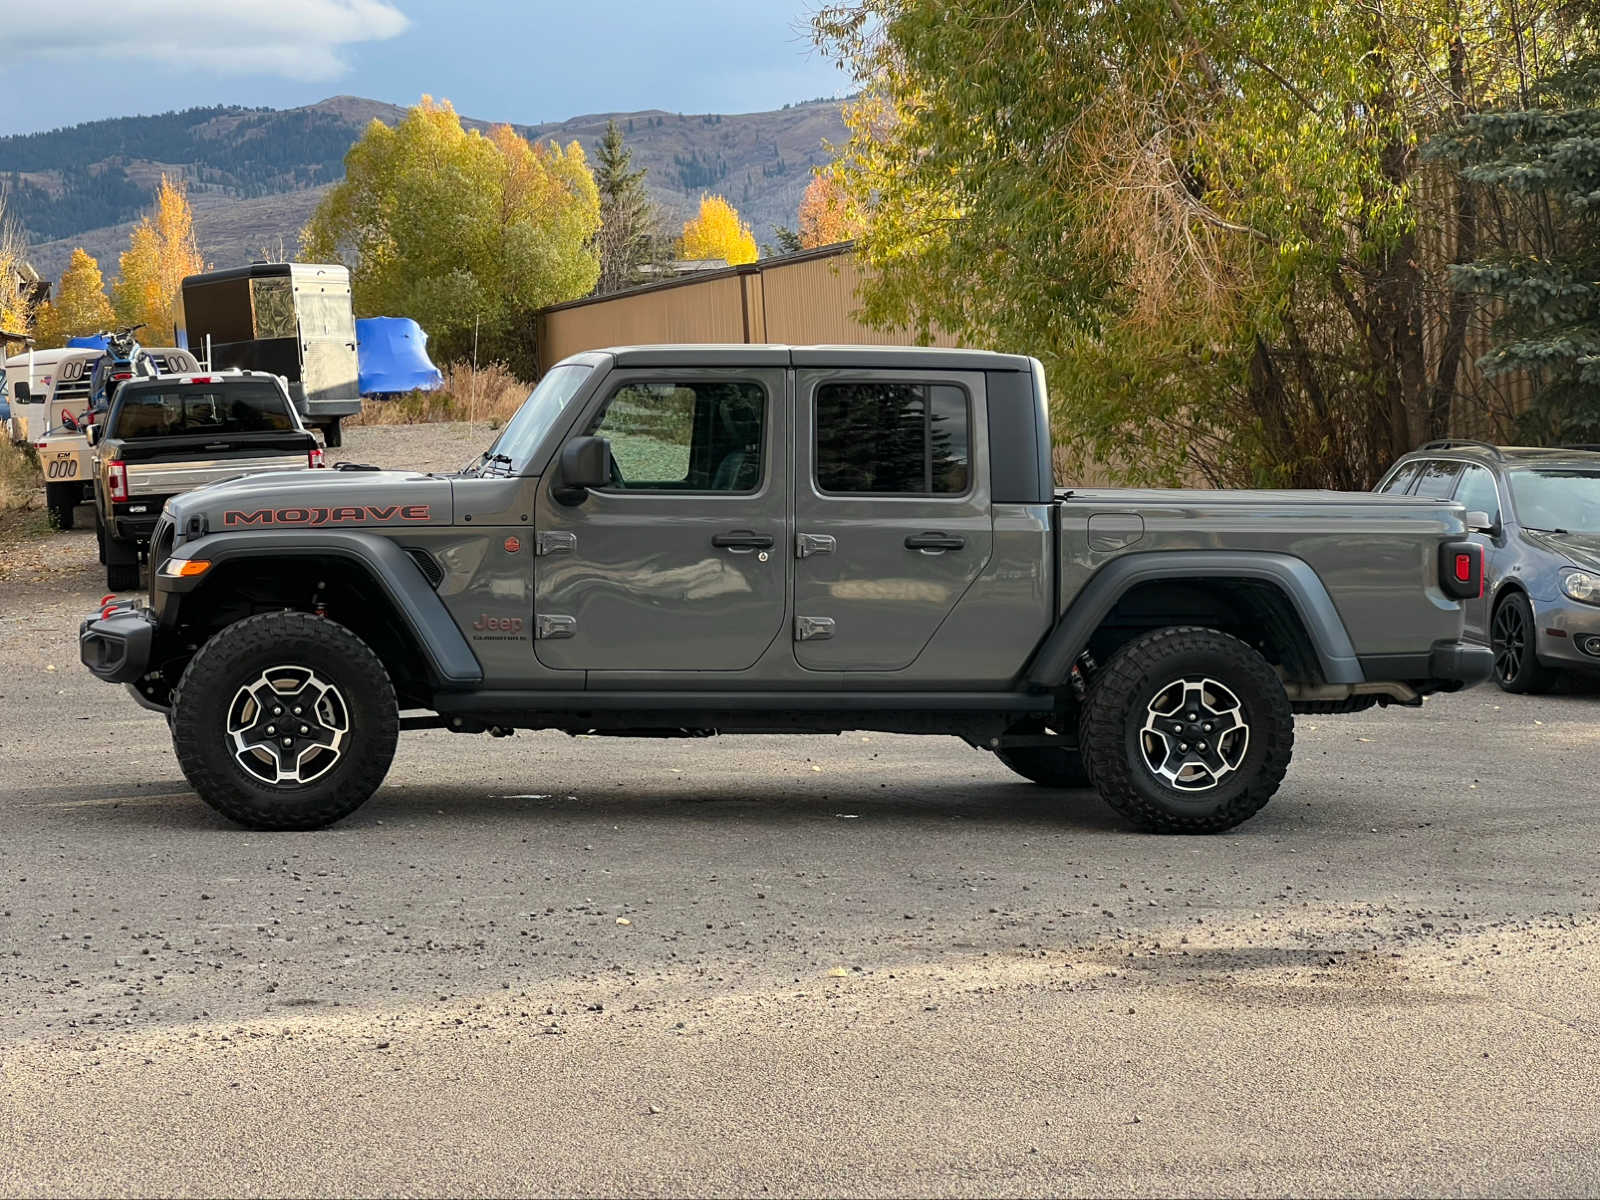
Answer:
[356,317,443,396]
[67,334,109,350]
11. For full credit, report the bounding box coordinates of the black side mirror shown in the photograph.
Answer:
[555,435,611,504]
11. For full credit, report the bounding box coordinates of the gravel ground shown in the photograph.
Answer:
[3,421,1599,1196]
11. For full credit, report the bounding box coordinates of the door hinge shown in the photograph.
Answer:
[795,615,835,641]
[535,614,577,640]
[536,531,577,556]
[796,532,836,559]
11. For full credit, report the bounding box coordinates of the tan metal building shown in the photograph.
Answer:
[537,243,958,373]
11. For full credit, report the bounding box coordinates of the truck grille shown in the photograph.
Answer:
[148,515,175,604]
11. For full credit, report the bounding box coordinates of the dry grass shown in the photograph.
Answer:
[0,440,40,512]
[346,361,530,428]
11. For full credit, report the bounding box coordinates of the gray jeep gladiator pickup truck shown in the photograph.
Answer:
[79,345,1492,833]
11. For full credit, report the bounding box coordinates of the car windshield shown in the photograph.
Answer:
[468,363,592,475]
[1508,468,1600,532]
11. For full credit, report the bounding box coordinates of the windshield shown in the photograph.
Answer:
[470,363,592,475]
[1508,468,1600,532]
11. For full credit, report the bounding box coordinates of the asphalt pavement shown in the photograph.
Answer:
[3,428,1599,1196]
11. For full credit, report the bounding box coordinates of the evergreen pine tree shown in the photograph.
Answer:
[593,119,659,294]
[1434,60,1600,441]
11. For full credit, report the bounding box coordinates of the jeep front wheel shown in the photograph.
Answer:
[170,612,399,830]
[1079,626,1293,833]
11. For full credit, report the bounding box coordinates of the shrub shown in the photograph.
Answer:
[0,440,39,511]
[346,361,530,427]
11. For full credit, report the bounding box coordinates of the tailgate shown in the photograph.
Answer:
[126,452,311,496]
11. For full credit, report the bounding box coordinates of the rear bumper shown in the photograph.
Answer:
[80,606,157,684]
[303,399,362,420]
[1427,640,1495,688]
[1358,639,1494,691]
[112,510,161,541]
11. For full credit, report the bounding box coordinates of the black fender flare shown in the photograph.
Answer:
[1025,551,1364,688]
[159,530,483,688]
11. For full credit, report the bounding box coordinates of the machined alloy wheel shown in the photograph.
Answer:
[170,611,398,830]
[1138,677,1250,792]
[227,666,350,785]
[1079,626,1294,833]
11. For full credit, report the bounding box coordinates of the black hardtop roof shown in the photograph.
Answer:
[591,344,1036,372]
[182,263,294,287]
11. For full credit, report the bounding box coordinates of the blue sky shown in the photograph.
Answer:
[3,1,848,135]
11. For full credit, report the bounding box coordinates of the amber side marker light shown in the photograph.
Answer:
[158,558,212,578]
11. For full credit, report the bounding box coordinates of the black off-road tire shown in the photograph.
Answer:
[1079,626,1294,834]
[995,746,1092,788]
[105,536,140,592]
[46,483,76,531]
[1491,591,1558,694]
[170,612,399,830]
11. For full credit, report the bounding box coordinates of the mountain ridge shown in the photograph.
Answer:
[8,94,848,284]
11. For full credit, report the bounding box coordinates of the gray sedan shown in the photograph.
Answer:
[1376,440,1600,692]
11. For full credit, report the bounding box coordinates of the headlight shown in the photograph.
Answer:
[1561,570,1600,604]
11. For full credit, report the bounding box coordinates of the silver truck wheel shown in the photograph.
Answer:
[171,612,398,830]
[1080,626,1293,833]
[227,666,351,786]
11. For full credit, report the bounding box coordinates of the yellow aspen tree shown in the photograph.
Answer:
[680,194,758,265]
[34,248,116,345]
[113,174,205,336]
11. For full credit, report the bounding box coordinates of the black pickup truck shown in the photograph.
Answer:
[87,371,325,591]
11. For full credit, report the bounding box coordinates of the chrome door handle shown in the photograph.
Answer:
[905,532,965,552]
[711,530,775,552]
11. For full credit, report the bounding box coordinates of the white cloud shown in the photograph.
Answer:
[9,1,409,81]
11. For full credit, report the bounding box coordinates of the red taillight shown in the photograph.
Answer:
[308,446,326,468]
[111,371,131,381]
[108,460,128,503]
[187,375,218,383]
[1439,541,1483,600]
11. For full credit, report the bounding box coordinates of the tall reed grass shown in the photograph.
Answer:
[346,361,530,427]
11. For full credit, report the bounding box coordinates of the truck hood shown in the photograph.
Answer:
[165,468,455,533]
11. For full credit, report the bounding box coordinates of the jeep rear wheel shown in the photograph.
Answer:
[170,612,398,830]
[1079,626,1293,833]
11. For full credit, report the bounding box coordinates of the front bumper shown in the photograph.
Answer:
[1533,596,1600,673]
[80,604,156,684]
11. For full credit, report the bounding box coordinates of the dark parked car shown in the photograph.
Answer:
[1376,440,1600,692]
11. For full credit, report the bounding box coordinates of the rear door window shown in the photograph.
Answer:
[1411,460,1464,500]
[109,382,295,438]
[814,381,971,495]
